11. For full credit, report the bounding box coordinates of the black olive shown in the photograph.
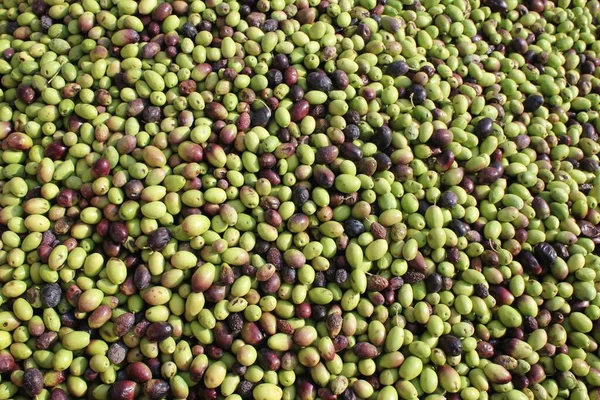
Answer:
[408,84,427,105]
[289,85,304,102]
[343,124,361,141]
[311,305,327,321]
[40,16,53,32]
[262,19,278,32]
[198,21,213,31]
[344,219,365,238]
[534,242,558,265]
[291,186,309,208]
[272,54,289,70]
[487,0,508,12]
[345,110,361,125]
[340,142,363,161]
[142,106,162,123]
[265,69,283,87]
[147,227,171,251]
[281,266,296,284]
[341,389,358,400]
[226,313,244,334]
[523,94,544,112]
[335,269,348,284]
[313,272,326,287]
[518,251,542,273]
[425,273,443,293]
[418,200,431,215]
[580,158,599,172]
[439,191,459,209]
[372,125,393,149]
[373,152,392,171]
[250,106,272,127]
[6,21,18,35]
[331,70,349,89]
[107,342,128,364]
[438,334,464,357]
[386,61,409,77]
[523,316,539,332]
[511,37,528,54]
[566,158,580,168]
[553,243,570,259]
[404,271,425,283]
[237,381,254,399]
[181,23,198,39]
[449,219,469,237]
[581,60,596,74]
[40,283,62,309]
[356,23,371,41]
[306,70,333,91]
[474,283,489,298]
[32,0,48,15]
[144,380,171,400]
[474,117,494,138]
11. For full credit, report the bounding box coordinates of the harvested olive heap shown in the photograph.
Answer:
[3,0,600,398]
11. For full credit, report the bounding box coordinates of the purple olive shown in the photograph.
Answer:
[23,368,44,396]
[143,380,170,400]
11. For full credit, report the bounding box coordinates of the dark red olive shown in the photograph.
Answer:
[312,165,335,188]
[45,142,67,160]
[126,361,153,383]
[91,158,111,178]
[476,341,494,358]
[109,380,138,400]
[56,189,80,207]
[36,331,58,350]
[114,312,135,337]
[146,322,173,342]
[0,351,15,373]
[16,84,36,104]
[103,240,121,257]
[258,348,281,371]
[297,380,316,400]
[353,342,378,358]
[315,146,339,164]
[214,322,234,349]
[240,322,264,345]
[109,222,129,244]
[204,285,226,302]
[430,129,454,147]
[477,167,502,184]
[527,364,546,384]
[290,100,310,121]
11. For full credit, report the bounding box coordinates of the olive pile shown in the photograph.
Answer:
[1,0,600,399]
